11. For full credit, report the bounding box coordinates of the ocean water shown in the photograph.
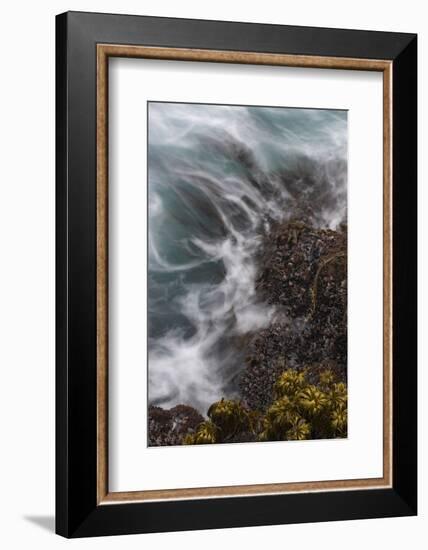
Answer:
[147,102,347,414]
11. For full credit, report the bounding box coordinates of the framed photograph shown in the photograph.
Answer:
[56,11,417,537]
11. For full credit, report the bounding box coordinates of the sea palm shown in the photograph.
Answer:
[207,398,248,438]
[275,369,307,398]
[318,369,335,389]
[298,385,328,417]
[262,396,299,440]
[184,421,218,444]
[327,382,347,411]
[286,417,311,440]
[330,407,347,437]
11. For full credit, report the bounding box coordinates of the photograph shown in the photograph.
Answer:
[147,102,348,446]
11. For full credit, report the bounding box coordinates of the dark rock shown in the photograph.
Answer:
[148,404,204,446]
[240,220,347,411]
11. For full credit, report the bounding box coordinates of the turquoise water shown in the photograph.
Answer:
[148,102,347,413]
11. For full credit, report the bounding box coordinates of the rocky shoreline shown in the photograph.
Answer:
[148,219,347,446]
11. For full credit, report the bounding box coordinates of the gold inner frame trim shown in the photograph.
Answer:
[96,44,393,505]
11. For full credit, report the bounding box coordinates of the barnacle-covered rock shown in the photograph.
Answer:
[256,221,346,320]
[240,344,290,411]
[148,404,204,446]
[240,221,347,412]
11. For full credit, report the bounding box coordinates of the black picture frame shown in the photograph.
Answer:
[56,11,417,538]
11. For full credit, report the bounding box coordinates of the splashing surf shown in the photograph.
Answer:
[148,102,347,413]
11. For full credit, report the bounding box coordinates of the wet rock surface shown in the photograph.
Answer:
[240,221,347,411]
